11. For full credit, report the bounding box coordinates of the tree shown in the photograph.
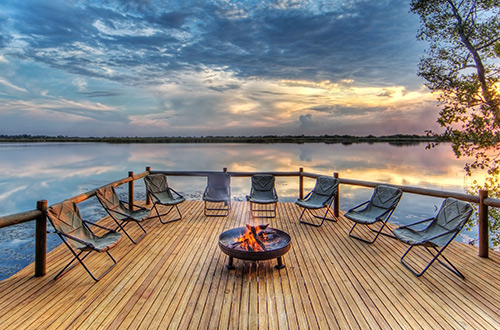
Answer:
[411,0,500,245]
[411,0,500,174]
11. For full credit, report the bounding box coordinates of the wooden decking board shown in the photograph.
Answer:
[279,204,323,329]
[141,204,211,329]
[318,225,415,329]
[278,205,319,330]
[302,222,392,329]
[281,207,345,329]
[1,201,500,329]
[339,224,493,330]
[284,222,331,328]
[358,238,450,330]
[289,209,376,329]
[322,222,436,328]
[373,233,500,330]
[335,226,466,330]
[155,205,215,327]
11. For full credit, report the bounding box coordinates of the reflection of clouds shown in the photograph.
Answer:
[0,142,480,216]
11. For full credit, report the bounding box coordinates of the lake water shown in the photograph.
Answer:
[0,142,482,280]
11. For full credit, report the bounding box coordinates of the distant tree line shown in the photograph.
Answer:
[0,134,442,145]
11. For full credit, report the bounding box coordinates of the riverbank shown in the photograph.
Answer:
[0,134,440,145]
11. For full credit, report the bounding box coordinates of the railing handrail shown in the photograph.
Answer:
[0,170,151,229]
[4,168,498,228]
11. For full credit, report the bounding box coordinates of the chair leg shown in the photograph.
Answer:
[428,246,465,279]
[299,206,337,227]
[204,201,230,217]
[149,203,183,223]
[400,244,464,279]
[55,242,118,281]
[113,219,147,244]
[250,202,277,218]
[349,220,393,244]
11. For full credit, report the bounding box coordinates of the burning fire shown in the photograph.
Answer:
[231,224,271,252]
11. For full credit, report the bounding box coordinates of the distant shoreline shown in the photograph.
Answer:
[0,134,442,145]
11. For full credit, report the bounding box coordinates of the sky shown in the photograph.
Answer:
[0,0,441,137]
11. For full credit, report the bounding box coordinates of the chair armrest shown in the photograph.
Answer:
[106,207,134,219]
[397,217,435,229]
[375,207,395,221]
[298,190,313,201]
[346,200,370,213]
[120,200,149,211]
[168,187,184,198]
[83,220,117,232]
[57,231,96,249]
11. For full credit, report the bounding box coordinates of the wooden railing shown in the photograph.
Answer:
[0,166,498,278]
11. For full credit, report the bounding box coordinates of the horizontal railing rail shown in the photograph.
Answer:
[0,166,498,278]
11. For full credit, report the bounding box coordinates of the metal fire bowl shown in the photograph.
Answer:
[218,227,291,261]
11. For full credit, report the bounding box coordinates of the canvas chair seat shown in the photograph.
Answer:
[393,224,458,247]
[249,190,277,203]
[78,232,123,252]
[344,205,388,224]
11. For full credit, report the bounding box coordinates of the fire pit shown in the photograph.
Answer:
[218,224,291,269]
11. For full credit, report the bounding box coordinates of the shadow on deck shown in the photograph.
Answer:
[1,201,499,329]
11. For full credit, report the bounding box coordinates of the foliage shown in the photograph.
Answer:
[467,175,500,247]
[411,0,500,176]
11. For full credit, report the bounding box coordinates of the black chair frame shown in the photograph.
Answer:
[398,218,465,279]
[348,203,398,244]
[298,193,338,227]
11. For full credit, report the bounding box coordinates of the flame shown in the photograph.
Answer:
[232,224,269,251]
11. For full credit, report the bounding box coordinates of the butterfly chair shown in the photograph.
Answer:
[96,185,151,244]
[296,176,339,227]
[46,201,122,281]
[248,174,279,218]
[144,174,185,224]
[203,172,231,217]
[345,185,403,244]
[393,197,473,279]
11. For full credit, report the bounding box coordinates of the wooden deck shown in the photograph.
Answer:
[1,201,500,329]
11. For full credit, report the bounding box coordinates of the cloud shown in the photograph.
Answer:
[0,0,437,137]
[299,114,314,129]
[72,77,87,92]
[0,77,27,93]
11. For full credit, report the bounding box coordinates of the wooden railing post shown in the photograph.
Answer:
[145,167,152,205]
[299,167,304,200]
[35,200,47,277]
[333,172,339,217]
[479,189,489,258]
[128,171,134,211]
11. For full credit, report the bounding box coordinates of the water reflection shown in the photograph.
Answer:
[0,142,481,280]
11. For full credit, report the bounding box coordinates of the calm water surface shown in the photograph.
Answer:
[0,142,480,280]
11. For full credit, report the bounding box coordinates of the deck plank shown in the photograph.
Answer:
[1,201,500,329]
